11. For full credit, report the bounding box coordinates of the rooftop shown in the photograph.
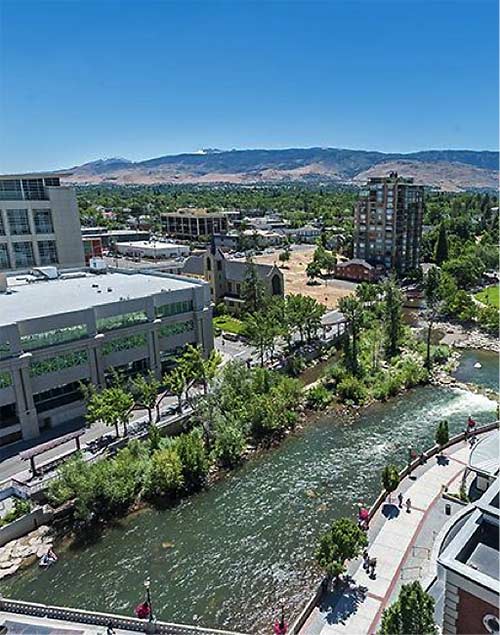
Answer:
[0,172,73,180]
[115,240,187,249]
[0,270,200,326]
[163,208,225,217]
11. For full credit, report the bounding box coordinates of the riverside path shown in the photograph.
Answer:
[300,437,478,635]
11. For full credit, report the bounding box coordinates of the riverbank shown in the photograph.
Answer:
[436,320,499,352]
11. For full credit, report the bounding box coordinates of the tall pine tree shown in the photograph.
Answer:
[434,223,449,265]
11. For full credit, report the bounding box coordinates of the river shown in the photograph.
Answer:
[453,349,499,393]
[4,357,498,633]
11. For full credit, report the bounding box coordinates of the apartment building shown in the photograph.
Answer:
[0,173,84,272]
[162,208,229,239]
[354,172,424,274]
[0,268,213,446]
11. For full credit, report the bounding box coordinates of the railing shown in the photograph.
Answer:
[0,598,249,635]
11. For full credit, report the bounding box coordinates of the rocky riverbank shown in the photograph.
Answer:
[437,321,499,353]
[0,525,54,580]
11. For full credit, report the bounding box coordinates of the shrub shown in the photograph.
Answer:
[307,384,332,410]
[212,422,246,468]
[145,447,184,499]
[382,464,400,495]
[326,363,347,387]
[397,358,429,387]
[337,375,367,404]
[175,428,210,492]
[0,498,31,526]
[431,345,451,365]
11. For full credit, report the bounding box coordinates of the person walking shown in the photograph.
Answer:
[369,557,377,578]
[397,492,403,508]
[362,549,370,570]
[406,498,412,513]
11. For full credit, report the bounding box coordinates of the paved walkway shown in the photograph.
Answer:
[302,441,471,635]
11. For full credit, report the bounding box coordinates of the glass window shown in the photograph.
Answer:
[30,350,88,377]
[34,381,85,413]
[97,311,148,332]
[155,300,193,319]
[21,324,87,350]
[34,209,54,233]
[0,214,5,236]
[102,333,148,356]
[22,179,46,201]
[13,241,34,267]
[0,179,23,201]
[159,320,194,338]
[7,209,30,235]
[38,240,58,265]
[0,244,10,269]
[0,371,12,389]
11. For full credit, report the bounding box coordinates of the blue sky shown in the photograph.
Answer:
[0,0,498,172]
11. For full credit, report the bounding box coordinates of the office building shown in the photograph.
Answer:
[162,208,229,239]
[354,172,424,274]
[0,173,84,272]
[115,240,189,260]
[0,268,213,446]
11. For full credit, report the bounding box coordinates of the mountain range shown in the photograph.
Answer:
[64,147,499,191]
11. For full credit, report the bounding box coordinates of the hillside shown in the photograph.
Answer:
[63,147,499,191]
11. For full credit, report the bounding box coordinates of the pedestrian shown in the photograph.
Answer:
[106,622,116,635]
[397,492,403,508]
[406,498,412,513]
[362,549,369,570]
[369,557,377,578]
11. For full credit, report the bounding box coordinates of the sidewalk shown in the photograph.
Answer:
[302,441,471,635]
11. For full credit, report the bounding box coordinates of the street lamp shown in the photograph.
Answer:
[144,577,153,622]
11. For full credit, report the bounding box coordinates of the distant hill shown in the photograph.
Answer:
[64,147,499,191]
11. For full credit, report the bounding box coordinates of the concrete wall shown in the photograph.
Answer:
[0,506,53,547]
[47,186,85,268]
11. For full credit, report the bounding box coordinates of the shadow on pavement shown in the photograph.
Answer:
[318,577,368,625]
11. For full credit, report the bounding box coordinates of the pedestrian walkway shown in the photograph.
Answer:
[302,441,471,635]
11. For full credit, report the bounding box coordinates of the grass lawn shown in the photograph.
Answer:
[475,285,499,309]
[213,315,245,334]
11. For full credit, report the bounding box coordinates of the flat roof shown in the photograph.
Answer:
[0,271,199,326]
[116,240,187,249]
[0,172,73,179]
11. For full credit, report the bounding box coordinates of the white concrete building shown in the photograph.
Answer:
[0,173,84,272]
[115,240,189,259]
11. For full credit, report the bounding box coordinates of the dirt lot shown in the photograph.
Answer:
[251,245,357,309]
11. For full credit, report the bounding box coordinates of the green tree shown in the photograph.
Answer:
[379,581,437,635]
[244,309,281,366]
[382,464,400,499]
[180,344,222,395]
[435,420,449,453]
[163,367,186,413]
[338,296,364,376]
[212,420,246,468]
[383,278,403,359]
[130,371,161,424]
[424,267,443,370]
[306,259,321,284]
[241,257,267,313]
[434,223,449,265]
[84,384,134,437]
[315,518,368,583]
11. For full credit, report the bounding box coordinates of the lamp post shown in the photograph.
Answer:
[144,577,153,622]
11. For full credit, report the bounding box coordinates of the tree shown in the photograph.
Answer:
[212,420,246,468]
[383,278,403,359]
[163,367,186,413]
[315,518,368,583]
[434,223,449,265]
[306,259,321,284]
[244,309,281,366]
[180,344,222,395]
[379,581,437,635]
[424,267,443,370]
[84,383,134,437]
[279,250,290,265]
[130,371,161,424]
[338,296,364,376]
[435,420,449,453]
[241,257,267,313]
[382,464,400,499]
